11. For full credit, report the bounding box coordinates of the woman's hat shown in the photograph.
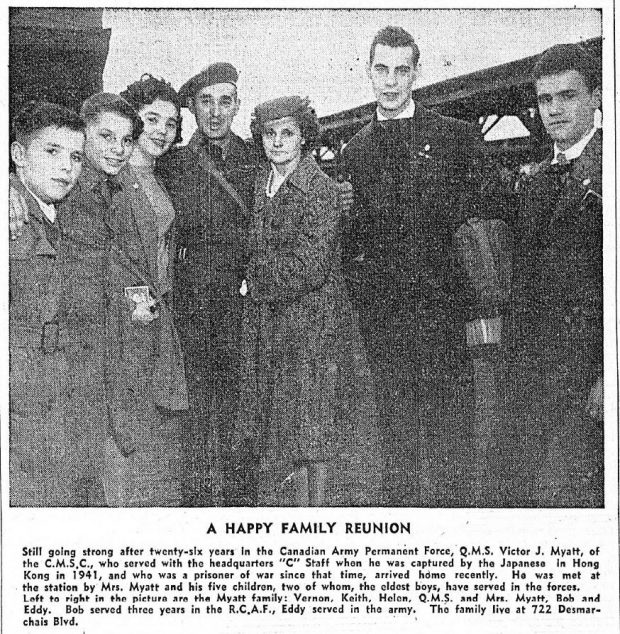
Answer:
[252,96,311,126]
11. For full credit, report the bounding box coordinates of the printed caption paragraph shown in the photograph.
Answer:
[21,535,603,627]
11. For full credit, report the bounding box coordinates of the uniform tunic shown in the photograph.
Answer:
[158,131,255,505]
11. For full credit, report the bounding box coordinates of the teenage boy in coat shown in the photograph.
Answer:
[56,93,144,507]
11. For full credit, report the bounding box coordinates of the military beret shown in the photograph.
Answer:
[252,95,312,126]
[178,62,239,107]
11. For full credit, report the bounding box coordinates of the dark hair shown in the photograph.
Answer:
[250,100,320,162]
[80,92,144,140]
[370,26,420,67]
[12,100,85,146]
[120,74,183,144]
[532,43,601,93]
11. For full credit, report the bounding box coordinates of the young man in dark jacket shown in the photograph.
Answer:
[507,43,603,507]
[342,26,485,506]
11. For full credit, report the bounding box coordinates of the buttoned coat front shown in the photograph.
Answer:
[511,130,602,380]
[342,105,482,372]
[159,131,254,364]
[100,165,188,506]
[505,130,603,507]
[341,105,484,506]
[9,174,76,505]
[158,131,256,506]
[237,155,383,506]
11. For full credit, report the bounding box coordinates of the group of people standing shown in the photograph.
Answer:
[9,25,603,508]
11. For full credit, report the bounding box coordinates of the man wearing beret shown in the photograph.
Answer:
[342,26,485,507]
[158,62,255,507]
[506,43,603,507]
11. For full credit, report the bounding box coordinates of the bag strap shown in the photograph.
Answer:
[190,143,249,214]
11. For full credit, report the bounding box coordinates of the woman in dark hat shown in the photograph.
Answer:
[97,74,188,506]
[236,96,383,506]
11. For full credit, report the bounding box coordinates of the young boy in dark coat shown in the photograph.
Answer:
[9,101,93,505]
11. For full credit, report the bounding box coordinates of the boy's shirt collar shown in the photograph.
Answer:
[17,174,56,224]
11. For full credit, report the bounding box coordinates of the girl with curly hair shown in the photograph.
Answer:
[100,75,188,506]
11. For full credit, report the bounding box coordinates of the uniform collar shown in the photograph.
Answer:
[191,130,234,160]
[80,161,111,188]
[376,99,416,121]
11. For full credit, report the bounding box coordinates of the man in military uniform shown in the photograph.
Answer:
[507,43,603,507]
[158,63,255,506]
[342,26,485,506]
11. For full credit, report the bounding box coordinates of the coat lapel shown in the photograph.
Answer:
[10,173,58,256]
[571,129,602,192]
[549,130,602,226]
[120,167,159,284]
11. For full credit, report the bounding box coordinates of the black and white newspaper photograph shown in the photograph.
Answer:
[1,1,618,632]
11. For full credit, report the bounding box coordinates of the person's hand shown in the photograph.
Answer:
[131,299,159,324]
[336,179,353,214]
[585,375,603,422]
[9,184,30,240]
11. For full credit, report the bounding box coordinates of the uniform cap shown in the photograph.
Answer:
[178,62,239,107]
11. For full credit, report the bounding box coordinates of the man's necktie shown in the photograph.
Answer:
[205,142,225,171]
[551,152,573,186]
[41,214,60,249]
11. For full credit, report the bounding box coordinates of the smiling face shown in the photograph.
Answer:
[261,116,304,174]
[11,126,85,203]
[135,99,179,160]
[536,70,601,151]
[190,82,239,143]
[84,111,135,176]
[368,44,417,118]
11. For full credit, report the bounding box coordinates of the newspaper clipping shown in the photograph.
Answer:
[2,3,618,633]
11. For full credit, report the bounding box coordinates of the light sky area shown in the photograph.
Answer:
[102,8,601,141]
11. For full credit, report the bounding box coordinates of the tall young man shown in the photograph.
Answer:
[342,26,485,506]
